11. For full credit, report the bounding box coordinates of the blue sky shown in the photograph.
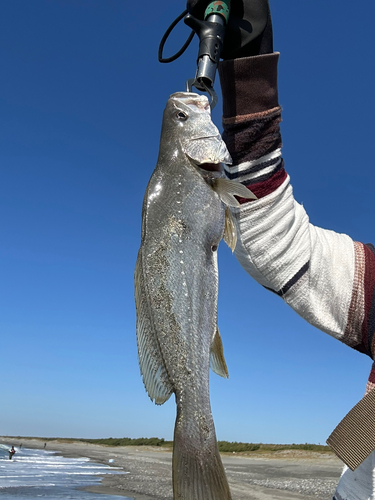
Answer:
[1,0,374,445]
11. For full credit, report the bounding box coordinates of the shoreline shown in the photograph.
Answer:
[0,437,344,500]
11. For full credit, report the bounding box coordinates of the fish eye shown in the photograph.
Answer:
[176,111,188,121]
[211,245,218,252]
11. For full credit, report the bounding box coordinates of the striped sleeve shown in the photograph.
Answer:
[218,54,375,361]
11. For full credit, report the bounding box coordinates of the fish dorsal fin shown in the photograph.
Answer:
[134,252,173,405]
[213,178,257,207]
[223,207,237,252]
[210,326,229,378]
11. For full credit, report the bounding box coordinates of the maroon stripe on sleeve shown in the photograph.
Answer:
[237,167,287,204]
[344,242,366,350]
[361,245,375,357]
[365,363,375,394]
[368,364,375,385]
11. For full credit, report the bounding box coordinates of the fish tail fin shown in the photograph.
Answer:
[172,408,232,500]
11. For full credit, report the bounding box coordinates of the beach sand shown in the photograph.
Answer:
[1,437,343,500]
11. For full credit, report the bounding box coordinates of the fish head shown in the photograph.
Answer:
[161,92,232,169]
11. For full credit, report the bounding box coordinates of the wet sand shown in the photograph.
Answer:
[1,437,343,500]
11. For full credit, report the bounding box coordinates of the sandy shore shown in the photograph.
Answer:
[1,437,344,500]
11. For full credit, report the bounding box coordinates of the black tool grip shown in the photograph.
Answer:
[184,14,225,64]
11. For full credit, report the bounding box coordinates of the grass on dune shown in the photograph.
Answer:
[6,436,331,453]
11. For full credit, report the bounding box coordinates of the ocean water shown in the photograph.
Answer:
[0,443,132,499]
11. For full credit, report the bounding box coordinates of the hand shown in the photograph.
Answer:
[186,0,273,59]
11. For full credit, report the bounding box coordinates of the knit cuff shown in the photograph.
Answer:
[218,53,280,119]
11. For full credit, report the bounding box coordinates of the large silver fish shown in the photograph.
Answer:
[134,92,255,500]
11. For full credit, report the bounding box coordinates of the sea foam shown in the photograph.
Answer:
[0,444,130,499]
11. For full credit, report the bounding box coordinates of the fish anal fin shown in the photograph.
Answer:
[210,326,229,379]
[134,252,173,405]
[223,207,237,252]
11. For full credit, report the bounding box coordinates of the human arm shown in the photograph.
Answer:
[186,0,375,375]
[219,47,375,499]
[218,46,375,380]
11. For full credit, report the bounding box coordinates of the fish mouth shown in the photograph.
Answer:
[188,156,224,173]
[198,162,223,172]
[188,133,220,141]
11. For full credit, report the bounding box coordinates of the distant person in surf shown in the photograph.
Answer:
[44,443,46,449]
[9,446,16,460]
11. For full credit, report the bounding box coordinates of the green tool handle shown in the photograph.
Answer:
[204,0,231,24]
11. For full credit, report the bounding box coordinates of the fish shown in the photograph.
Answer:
[134,92,256,500]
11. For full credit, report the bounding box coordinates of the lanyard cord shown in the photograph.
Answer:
[158,9,195,63]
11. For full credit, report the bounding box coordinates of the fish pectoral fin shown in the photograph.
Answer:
[210,326,229,379]
[223,207,237,252]
[134,252,173,405]
[213,178,257,207]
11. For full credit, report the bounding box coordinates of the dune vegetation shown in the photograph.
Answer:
[8,436,332,453]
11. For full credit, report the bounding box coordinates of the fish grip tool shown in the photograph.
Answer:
[158,1,231,109]
[184,1,230,109]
